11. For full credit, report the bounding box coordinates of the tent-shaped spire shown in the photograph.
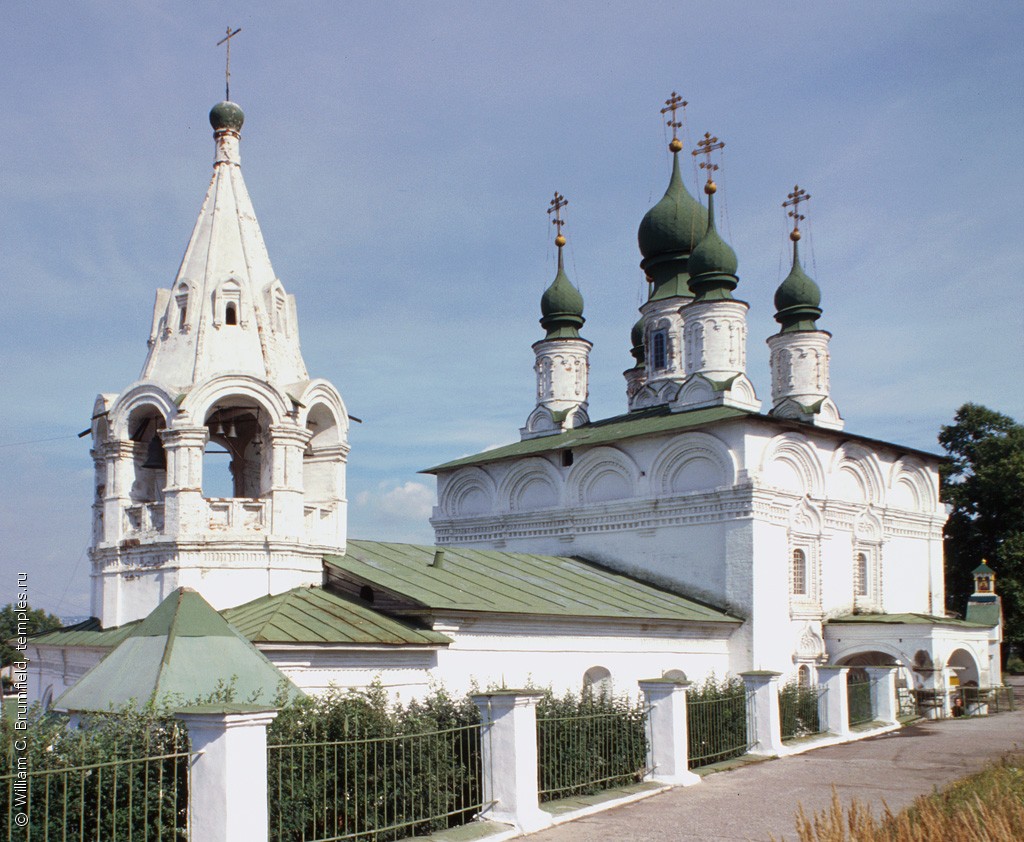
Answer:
[55,588,301,712]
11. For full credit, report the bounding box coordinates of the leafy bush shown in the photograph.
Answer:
[686,675,750,767]
[535,686,648,801]
[1,703,189,841]
[779,681,822,740]
[1005,655,1024,675]
[267,684,482,842]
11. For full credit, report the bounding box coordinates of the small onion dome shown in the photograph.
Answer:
[687,190,738,300]
[630,316,646,364]
[540,250,585,340]
[210,101,245,132]
[638,151,708,302]
[773,238,822,333]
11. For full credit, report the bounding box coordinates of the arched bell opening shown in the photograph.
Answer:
[203,400,270,499]
[303,402,342,506]
[125,405,167,504]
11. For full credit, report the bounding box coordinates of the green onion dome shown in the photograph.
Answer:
[630,316,645,364]
[773,237,822,333]
[637,150,708,300]
[687,190,738,300]
[540,250,585,340]
[210,101,245,132]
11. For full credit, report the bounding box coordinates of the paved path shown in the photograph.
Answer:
[528,705,1024,841]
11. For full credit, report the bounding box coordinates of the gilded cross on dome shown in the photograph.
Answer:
[783,185,811,241]
[548,191,568,247]
[692,132,725,194]
[216,26,242,101]
[660,91,688,152]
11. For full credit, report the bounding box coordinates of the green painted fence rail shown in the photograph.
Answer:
[1,748,193,842]
[267,721,483,842]
[779,684,826,741]
[686,690,754,768]
[535,706,648,802]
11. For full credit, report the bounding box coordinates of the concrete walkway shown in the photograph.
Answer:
[527,705,1024,841]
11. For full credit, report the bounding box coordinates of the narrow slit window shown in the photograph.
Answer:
[856,552,869,596]
[225,303,238,325]
[178,304,187,330]
[652,330,667,369]
[792,548,807,595]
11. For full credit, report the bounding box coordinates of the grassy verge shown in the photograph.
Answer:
[787,754,1024,841]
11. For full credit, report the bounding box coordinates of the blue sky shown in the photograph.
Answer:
[2,2,1022,617]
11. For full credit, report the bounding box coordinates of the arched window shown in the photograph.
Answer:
[652,330,667,369]
[225,303,238,325]
[583,666,612,694]
[797,665,811,687]
[791,549,807,595]
[855,552,869,597]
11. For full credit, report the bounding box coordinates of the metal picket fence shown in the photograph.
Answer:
[779,684,827,741]
[267,722,483,842]
[847,678,874,726]
[536,705,649,802]
[686,689,755,768]
[1,747,193,842]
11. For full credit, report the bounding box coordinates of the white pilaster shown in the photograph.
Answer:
[740,671,784,756]
[176,707,278,842]
[471,691,552,832]
[864,666,899,726]
[817,666,851,737]
[638,678,701,785]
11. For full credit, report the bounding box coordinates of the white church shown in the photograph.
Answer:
[27,96,1001,709]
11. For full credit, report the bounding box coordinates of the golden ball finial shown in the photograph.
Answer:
[669,138,683,153]
[555,234,566,248]
[704,180,717,195]
[790,228,801,242]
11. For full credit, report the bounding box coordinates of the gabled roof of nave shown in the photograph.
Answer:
[138,101,309,394]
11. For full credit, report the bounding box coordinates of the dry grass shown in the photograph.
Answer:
[779,755,1024,841]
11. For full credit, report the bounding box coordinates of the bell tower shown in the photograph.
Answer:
[89,100,349,626]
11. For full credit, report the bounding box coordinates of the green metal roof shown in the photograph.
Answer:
[54,589,301,713]
[222,587,451,646]
[329,541,740,624]
[965,600,1001,627]
[32,617,136,648]
[827,613,990,629]
[424,405,748,472]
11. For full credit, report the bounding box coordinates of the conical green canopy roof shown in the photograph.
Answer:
[55,588,301,712]
[540,249,585,339]
[688,191,738,300]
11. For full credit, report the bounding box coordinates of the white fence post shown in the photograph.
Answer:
[638,678,701,786]
[740,671,783,756]
[864,666,899,725]
[816,666,851,738]
[471,691,552,833]
[176,705,278,842]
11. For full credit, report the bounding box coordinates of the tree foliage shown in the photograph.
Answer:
[939,403,1024,654]
[0,602,62,669]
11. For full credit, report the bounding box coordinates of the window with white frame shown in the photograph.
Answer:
[855,551,869,597]
[791,548,807,595]
[652,329,667,369]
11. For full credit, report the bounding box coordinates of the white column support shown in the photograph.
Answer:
[740,671,784,756]
[817,666,851,738]
[638,678,700,786]
[471,691,552,833]
[176,706,279,842]
[864,666,899,725]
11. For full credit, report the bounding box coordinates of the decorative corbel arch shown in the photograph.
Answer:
[108,383,179,439]
[440,467,497,518]
[649,431,735,496]
[182,374,291,427]
[760,432,825,497]
[567,446,639,506]
[889,456,937,513]
[830,443,885,506]
[296,379,350,440]
[498,457,563,512]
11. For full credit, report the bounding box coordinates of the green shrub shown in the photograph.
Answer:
[1005,655,1024,675]
[535,686,648,801]
[686,675,750,767]
[779,681,822,739]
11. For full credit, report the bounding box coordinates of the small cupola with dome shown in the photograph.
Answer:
[521,193,592,440]
[765,186,843,429]
[672,132,760,413]
[631,93,708,410]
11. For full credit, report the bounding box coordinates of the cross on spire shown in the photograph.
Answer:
[783,185,811,241]
[548,191,568,247]
[660,92,687,151]
[217,26,242,101]
[692,132,725,194]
